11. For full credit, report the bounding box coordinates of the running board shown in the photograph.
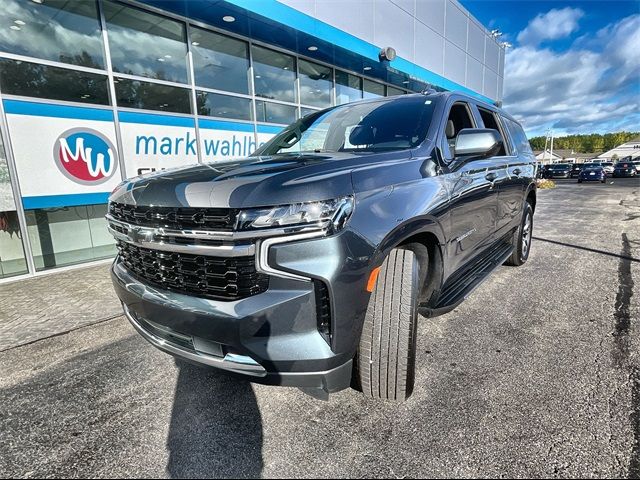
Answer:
[418,239,514,318]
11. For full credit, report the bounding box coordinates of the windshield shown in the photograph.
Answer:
[552,164,570,169]
[253,96,436,156]
[583,163,599,168]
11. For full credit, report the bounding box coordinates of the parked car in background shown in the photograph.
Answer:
[570,164,583,178]
[545,163,572,179]
[578,166,607,183]
[613,161,637,177]
[539,164,552,179]
[600,162,614,175]
[633,160,640,174]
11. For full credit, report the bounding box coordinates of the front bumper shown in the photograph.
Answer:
[111,229,374,393]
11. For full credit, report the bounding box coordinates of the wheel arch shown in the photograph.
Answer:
[375,219,446,307]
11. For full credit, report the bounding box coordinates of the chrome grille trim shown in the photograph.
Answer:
[107,220,255,257]
[106,214,328,242]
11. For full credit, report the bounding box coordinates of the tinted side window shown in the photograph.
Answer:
[478,107,507,156]
[504,117,533,155]
[442,102,475,161]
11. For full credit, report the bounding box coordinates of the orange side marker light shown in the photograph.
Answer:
[366,266,381,292]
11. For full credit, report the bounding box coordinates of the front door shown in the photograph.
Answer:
[439,101,499,275]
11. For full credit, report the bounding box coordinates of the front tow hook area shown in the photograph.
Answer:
[122,303,267,377]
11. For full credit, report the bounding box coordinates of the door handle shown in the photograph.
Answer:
[485,172,498,182]
[512,168,522,176]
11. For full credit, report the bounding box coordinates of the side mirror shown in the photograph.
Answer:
[454,128,503,160]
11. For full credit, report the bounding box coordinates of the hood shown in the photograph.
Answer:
[110,151,410,208]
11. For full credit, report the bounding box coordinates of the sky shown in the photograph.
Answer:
[461,0,640,137]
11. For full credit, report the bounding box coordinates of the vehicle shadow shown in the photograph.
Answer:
[166,359,263,478]
[533,236,640,263]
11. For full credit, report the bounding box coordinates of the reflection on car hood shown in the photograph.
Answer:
[109,151,411,208]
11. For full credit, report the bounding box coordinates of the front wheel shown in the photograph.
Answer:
[505,201,533,266]
[357,248,419,402]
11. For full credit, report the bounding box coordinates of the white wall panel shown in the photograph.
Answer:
[485,37,500,72]
[444,0,467,50]
[444,40,466,85]
[374,0,415,61]
[483,66,498,99]
[314,0,375,44]
[277,0,315,16]
[274,0,504,99]
[414,20,444,75]
[466,55,483,93]
[415,0,445,35]
[467,20,485,62]
[390,0,415,15]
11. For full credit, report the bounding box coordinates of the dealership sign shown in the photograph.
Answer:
[53,128,118,185]
[3,100,280,208]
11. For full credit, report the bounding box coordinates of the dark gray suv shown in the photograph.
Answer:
[108,92,536,402]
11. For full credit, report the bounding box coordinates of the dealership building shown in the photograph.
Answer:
[0,0,505,280]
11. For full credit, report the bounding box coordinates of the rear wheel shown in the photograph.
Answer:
[505,201,533,266]
[357,248,419,402]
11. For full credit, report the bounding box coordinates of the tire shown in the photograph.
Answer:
[577,179,582,183]
[505,201,533,266]
[358,248,419,402]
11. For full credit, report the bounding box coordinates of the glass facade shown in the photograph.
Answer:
[0,0,105,68]
[0,126,28,279]
[103,1,188,83]
[252,45,297,103]
[0,58,110,105]
[197,91,252,121]
[0,0,417,280]
[25,205,116,271]
[114,77,191,113]
[190,26,250,95]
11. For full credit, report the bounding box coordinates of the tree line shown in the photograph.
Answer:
[528,131,639,153]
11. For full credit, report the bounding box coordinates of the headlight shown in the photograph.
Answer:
[236,196,354,233]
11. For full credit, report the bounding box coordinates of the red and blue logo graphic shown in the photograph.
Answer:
[54,128,118,185]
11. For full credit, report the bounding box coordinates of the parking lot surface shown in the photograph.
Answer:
[1,178,639,478]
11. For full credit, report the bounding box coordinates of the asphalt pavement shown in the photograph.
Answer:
[1,177,639,478]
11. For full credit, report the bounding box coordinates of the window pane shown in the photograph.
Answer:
[299,59,332,108]
[363,79,385,99]
[115,77,191,113]
[0,128,28,279]
[387,86,405,96]
[104,1,188,84]
[0,0,105,68]
[190,27,249,94]
[335,71,362,105]
[0,58,109,105]
[301,107,321,118]
[252,45,296,103]
[25,204,115,271]
[255,101,296,125]
[196,92,252,121]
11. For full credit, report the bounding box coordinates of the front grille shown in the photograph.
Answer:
[116,240,269,301]
[109,202,237,231]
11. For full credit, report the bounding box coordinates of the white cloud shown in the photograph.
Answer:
[503,13,640,137]
[517,7,584,46]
